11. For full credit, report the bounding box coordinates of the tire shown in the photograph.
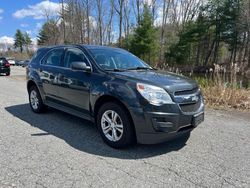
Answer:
[6,72,10,76]
[97,102,135,148]
[28,86,47,113]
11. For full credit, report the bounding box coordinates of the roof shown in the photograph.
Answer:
[38,44,122,50]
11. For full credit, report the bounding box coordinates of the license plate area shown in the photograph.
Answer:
[192,113,204,127]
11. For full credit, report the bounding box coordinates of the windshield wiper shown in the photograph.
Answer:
[105,68,127,72]
[127,67,153,70]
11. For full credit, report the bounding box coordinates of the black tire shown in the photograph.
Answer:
[6,72,10,76]
[28,86,47,113]
[97,102,135,148]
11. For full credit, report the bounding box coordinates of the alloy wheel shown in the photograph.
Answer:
[101,110,123,142]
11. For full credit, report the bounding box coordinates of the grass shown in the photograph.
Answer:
[201,86,250,111]
[193,63,250,111]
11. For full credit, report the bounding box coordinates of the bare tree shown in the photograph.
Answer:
[159,0,171,64]
[106,0,115,44]
[123,0,131,39]
[115,0,125,47]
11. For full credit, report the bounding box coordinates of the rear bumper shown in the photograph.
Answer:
[130,102,204,144]
[0,67,10,74]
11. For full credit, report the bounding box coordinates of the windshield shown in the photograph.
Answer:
[89,48,151,70]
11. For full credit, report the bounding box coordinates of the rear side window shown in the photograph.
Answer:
[42,48,64,67]
[63,48,89,68]
[30,48,49,64]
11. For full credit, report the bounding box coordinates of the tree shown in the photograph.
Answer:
[37,20,60,46]
[23,32,32,52]
[115,0,125,47]
[14,29,25,53]
[129,5,157,64]
[96,0,104,45]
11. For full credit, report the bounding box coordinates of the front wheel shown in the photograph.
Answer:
[97,102,135,148]
[28,86,47,113]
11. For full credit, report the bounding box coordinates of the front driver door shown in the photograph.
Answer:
[57,47,92,115]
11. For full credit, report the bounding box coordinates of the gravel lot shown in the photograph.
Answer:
[0,67,250,188]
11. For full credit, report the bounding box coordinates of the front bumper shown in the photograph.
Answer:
[130,101,204,144]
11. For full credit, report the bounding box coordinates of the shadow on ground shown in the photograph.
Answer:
[5,104,190,159]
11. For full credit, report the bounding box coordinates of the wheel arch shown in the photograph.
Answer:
[27,80,37,92]
[27,80,46,103]
[93,95,137,141]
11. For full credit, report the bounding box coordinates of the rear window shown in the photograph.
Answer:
[0,58,6,66]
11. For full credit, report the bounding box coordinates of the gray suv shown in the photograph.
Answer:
[26,45,204,148]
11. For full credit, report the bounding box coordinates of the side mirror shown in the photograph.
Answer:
[71,62,91,72]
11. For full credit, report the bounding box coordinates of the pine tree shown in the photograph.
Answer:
[37,20,59,46]
[14,29,25,53]
[37,24,48,46]
[24,32,32,52]
[129,5,157,64]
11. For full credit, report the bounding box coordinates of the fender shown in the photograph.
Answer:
[89,76,141,116]
[27,65,46,103]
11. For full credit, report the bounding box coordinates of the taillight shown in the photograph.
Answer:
[5,63,10,67]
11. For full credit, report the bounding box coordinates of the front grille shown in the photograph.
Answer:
[179,100,201,112]
[173,87,202,113]
[174,87,199,96]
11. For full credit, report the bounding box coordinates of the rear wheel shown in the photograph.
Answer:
[6,72,10,76]
[28,86,47,113]
[97,102,135,148]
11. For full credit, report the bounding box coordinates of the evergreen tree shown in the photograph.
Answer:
[14,29,25,53]
[37,20,59,46]
[37,24,48,46]
[24,32,32,52]
[129,5,157,64]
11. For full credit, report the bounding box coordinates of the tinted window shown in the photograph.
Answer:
[89,48,150,70]
[43,48,64,67]
[0,58,6,66]
[30,48,48,64]
[64,48,89,68]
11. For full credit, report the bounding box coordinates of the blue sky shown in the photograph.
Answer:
[0,0,61,44]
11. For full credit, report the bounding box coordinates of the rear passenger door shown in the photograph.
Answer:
[58,47,92,115]
[39,47,65,103]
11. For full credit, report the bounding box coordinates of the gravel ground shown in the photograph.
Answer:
[0,67,250,188]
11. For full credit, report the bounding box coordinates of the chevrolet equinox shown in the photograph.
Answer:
[26,45,204,148]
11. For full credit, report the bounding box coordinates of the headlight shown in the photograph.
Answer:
[136,83,173,105]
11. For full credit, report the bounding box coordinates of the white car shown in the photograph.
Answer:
[6,58,15,66]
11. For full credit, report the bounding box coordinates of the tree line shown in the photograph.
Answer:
[32,0,250,69]
[14,30,32,53]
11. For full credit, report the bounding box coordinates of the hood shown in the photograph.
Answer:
[112,70,198,93]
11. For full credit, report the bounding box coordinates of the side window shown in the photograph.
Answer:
[63,48,89,68]
[43,48,64,67]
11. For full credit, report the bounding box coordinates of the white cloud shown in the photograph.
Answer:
[0,36,14,45]
[32,38,37,45]
[13,1,62,20]
[25,30,32,35]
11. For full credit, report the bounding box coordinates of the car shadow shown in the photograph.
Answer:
[5,104,190,159]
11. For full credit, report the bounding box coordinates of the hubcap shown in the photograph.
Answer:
[101,110,123,142]
[30,90,39,110]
